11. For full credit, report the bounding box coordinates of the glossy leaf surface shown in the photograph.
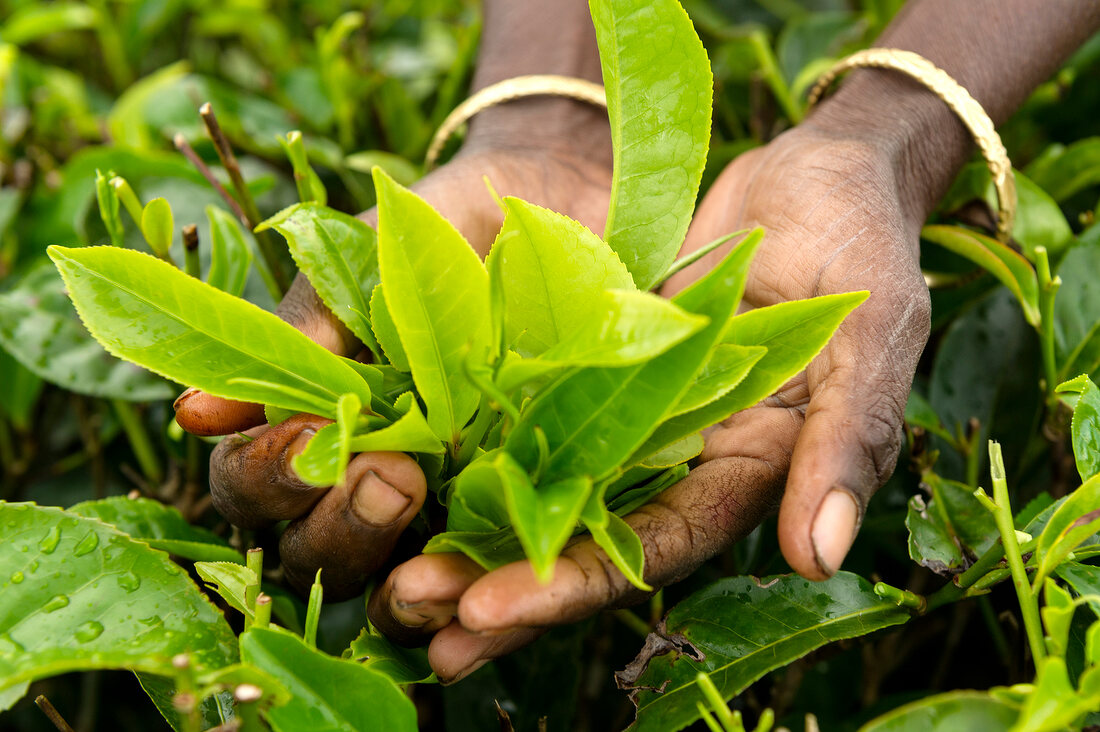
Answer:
[292,393,360,487]
[0,503,237,697]
[345,628,435,685]
[488,197,634,358]
[905,473,998,576]
[205,205,254,296]
[373,169,489,444]
[240,627,417,732]
[48,245,371,416]
[670,344,767,416]
[581,488,649,590]
[626,572,910,731]
[593,0,712,289]
[70,496,242,563]
[638,291,866,459]
[259,203,381,358]
[0,264,174,401]
[858,691,1019,731]
[422,528,526,571]
[1055,241,1100,380]
[506,474,592,584]
[1056,375,1100,482]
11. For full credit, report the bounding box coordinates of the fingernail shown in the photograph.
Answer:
[284,429,316,473]
[439,657,490,686]
[811,489,860,577]
[392,599,458,629]
[173,388,198,412]
[353,470,412,526]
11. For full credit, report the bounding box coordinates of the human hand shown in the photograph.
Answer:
[365,120,932,683]
[174,127,614,599]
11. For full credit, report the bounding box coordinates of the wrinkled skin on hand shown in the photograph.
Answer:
[177,123,930,683]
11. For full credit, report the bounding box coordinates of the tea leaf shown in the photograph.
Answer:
[446,451,523,533]
[48,245,371,416]
[348,395,443,455]
[0,503,237,698]
[905,473,998,576]
[423,528,527,571]
[488,197,634,358]
[581,488,650,591]
[140,197,173,259]
[196,561,259,622]
[205,205,253,296]
[345,627,435,685]
[292,392,360,487]
[593,0,712,289]
[624,573,910,731]
[1033,473,1100,590]
[505,230,763,486]
[637,291,867,461]
[240,627,417,732]
[921,224,1040,326]
[669,344,767,417]
[259,203,381,359]
[373,169,489,445]
[370,284,410,372]
[506,474,592,584]
[1025,138,1100,203]
[1055,374,1100,482]
[858,691,1020,731]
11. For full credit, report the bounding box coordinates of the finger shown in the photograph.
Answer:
[280,450,427,600]
[778,281,930,580]
[367,554,486,647]
[208,413,332,528]
[456,448,788,635]
[429,622,543,685]
[173,387,267,436]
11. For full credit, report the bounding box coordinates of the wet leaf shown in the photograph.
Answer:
[625,572,910,731]
[0,503,237,699]
[594,0,713,289]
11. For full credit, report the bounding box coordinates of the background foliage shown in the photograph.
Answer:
[2,0,1100,729]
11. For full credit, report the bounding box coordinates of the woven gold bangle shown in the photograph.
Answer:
[807,48,1016,243]
[424,74,607,171]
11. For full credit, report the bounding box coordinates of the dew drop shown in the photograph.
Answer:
[29,561,38,572]
[73,532,99,557]
[39,526,62,554]
[117,572,141,593]
[9,571,23,584]
[43,595,69,613]
[0,633,24,655]
[138,615,161,627]
[75,620,104,643]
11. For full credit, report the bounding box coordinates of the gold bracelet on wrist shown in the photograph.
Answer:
[807,48,1016,243]
[424,75,607,171]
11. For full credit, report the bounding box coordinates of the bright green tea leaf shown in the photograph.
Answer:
[670,344,767,417]
[1033,473,1100,589]
[1025,138,1100,203]
[0,503,237,697]
[625,573,910,732]
[1041,578,1075,657]
[259,203,380,358]
[345,628,435,685]
[1056,374,1100,482]
[607,464,689,516]
[0,3,97,45]
[205,205,254,296]
[637,291,867,461]
[921,224,1040,326]
[280,131,328,205]
[593,0,712,289]
[48,245,371,416]
[858,691,1019,731]
[348,397,443,455]
[195,561,259,622]
[447,451,526,533]
[506,474,592,584]
[240,627,417,732]
[373,169,489,445]
[140,197,174,259]
[422,528,527,572]
[581,489,650,591]
[292,393,360,487]
[69,496,242,563]
[1013,656,1095,732]
[638,433,704,469]
[487,197,634,358]
[369,285,410,372]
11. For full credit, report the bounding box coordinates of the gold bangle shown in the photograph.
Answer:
[424,74,607,171]
[807,48,1016,243]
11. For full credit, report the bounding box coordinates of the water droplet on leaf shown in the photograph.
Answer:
[0,633,24,655]
[9,571,23,584]
[43,594,69,613]
[117,571,141,592]
[73,532,99,557]
[39,526,62,554]
[75,620,104,643]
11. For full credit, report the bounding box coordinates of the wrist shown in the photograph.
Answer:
[463,96,612,170]
[802,68,973,228]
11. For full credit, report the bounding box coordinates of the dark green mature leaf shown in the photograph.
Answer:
[858,691,1020,731]
[345,628,435,685]
[205,205,254,296]
[69,496,242,563]
[1024,138,1100,203]
[48,245,371,416]
[0,503,237,699]
[0,347,43,430]
[506,231,763,487]
[0,264,174,401]
[240,627,417,732]
[488,197,634,358]
[637,291,867,460]
[1033,474,1100,589]
[1056,242,1100,381]
[259,203,381,359]
[1057,375,1100,482]
[921,225,1040,326]
[593,0,713,289]
[624,572,910,732]
[1057,562,1100,616]
[905,473,998,576]
[373,169,489,445]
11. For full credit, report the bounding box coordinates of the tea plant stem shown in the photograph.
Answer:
[658,229,747,285]
[748,31,802,124]
[612,609,652,638]
[199,103,289,295]
[173,134,249,225]
[34,695,75,732]
[987,441,1046,664]
[111,399,163,486]
[182,224,200,279]
[254,593,272,629]
[304,569,323,648]
[1035,247,1061,408]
